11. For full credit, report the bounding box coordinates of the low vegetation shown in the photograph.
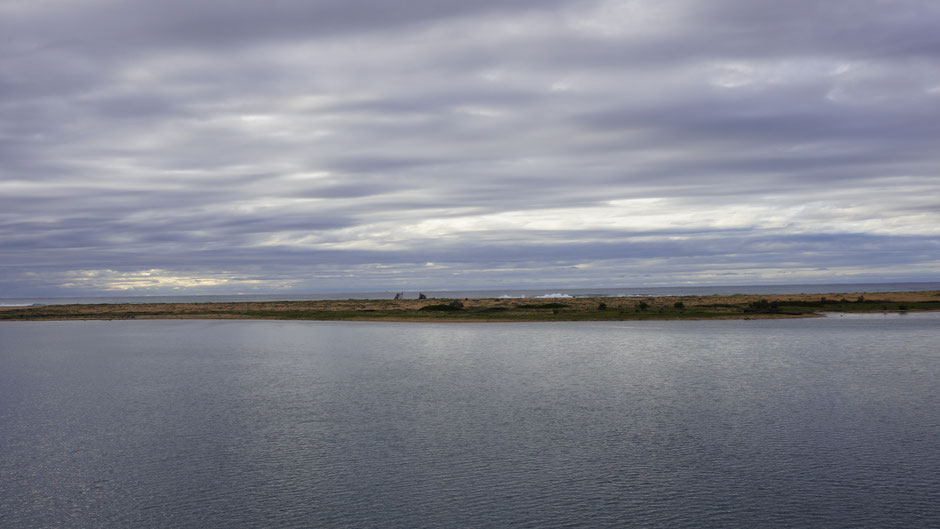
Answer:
[517,303,570,309]
[418,303,463,311]
[2,292,938,322]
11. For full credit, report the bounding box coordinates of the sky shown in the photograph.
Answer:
[2,0,939,296]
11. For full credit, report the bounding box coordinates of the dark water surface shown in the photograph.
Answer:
[2,315,939,528]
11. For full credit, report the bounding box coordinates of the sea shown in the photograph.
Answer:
[2,312,938,527]
[2,281,938,306]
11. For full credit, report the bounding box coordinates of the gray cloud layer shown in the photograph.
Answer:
[2,0,938,295]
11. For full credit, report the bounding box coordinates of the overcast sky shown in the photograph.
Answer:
[2,0,939,296]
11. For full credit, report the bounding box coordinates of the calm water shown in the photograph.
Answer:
[2,315,939,528]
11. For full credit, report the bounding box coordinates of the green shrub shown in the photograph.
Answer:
[419,304,462,311]
[748,299,780,312]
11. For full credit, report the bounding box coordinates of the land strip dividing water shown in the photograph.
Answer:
[2,290,939,322]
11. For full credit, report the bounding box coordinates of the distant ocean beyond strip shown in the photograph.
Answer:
[2,282,938,306]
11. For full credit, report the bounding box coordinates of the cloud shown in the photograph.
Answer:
[1,0,938,296]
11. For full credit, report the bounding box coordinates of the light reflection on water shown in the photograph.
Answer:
[2,315,939,528]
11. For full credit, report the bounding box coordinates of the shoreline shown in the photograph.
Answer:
[2,290,938,322]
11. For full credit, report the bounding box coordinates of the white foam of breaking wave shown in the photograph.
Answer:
[535,293,573,298]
